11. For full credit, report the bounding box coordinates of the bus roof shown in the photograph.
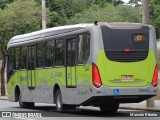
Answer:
[7,22,147,49]
[101,22,144,29]
[7,24,91,49]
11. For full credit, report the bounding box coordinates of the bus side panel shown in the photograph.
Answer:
[76,64,92,104]
[7,72,17,102]
[7,70,30,102]
[33,69,51,103]
[31,68,66,103]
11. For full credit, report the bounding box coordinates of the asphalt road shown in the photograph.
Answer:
[0,100,160,120]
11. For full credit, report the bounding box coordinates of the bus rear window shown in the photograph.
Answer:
[101,25,149,62]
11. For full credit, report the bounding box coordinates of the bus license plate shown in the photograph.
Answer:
[121,75,133,80]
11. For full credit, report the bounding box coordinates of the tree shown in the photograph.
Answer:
[91,0,124,6]
[0,0,43,96]
[0,0,13,9]
[129,0,142,7]
[112,0,124,6]
[35,0,92,27]
[67,3,142,24]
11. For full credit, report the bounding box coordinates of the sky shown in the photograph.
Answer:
[122,0,130,3]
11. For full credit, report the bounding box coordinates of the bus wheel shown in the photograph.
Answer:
[19,93,35,108]
[99,102,119,113]
[55,89,76,112]
[55,89,66,112]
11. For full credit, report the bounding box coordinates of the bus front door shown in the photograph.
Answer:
[27,46,36,89]
[66,38,77,87]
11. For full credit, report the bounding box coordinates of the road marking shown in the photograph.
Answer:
[14,117,35,120]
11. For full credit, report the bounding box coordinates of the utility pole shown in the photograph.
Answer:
[142,0,155,107]
[42,0,46,30]
[142,0,149,24]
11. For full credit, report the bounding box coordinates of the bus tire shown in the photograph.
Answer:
[19,93,35,108]
[55,89,67,112]
[99,102,119,113]
[55,89,76,112]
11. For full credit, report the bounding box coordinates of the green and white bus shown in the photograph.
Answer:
[7,22,158,112]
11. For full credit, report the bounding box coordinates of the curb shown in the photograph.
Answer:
[0,96,7,100]
[119,107,160,112]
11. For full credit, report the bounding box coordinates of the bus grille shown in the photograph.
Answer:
[105,50,148,62]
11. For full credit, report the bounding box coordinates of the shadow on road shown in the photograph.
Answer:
[12,105,132,117]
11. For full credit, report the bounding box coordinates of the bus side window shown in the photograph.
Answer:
[45,40,54,67]
[36,43,45,68]
[15,47,21,70]
[21,46,27,69]
[28,46,35,70]
[55,39,64,66]
[77,34,90,64]
[7,48,14,80]
[67,38,76,66]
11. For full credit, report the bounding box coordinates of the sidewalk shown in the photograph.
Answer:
[0,96,7,100]
[120,100,160,112]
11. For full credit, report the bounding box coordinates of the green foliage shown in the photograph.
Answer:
[49,0,91,27]
[67,3,142,24]
[112,0,124,6]
[35,0,92,27]
[1,0,160,54]
[129,0,141,4]
[94,0,112,4]
[0,0,13,9]
[0,0,43,53]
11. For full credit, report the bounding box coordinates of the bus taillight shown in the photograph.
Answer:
[152,64,158,87]
[92,64,102,88]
